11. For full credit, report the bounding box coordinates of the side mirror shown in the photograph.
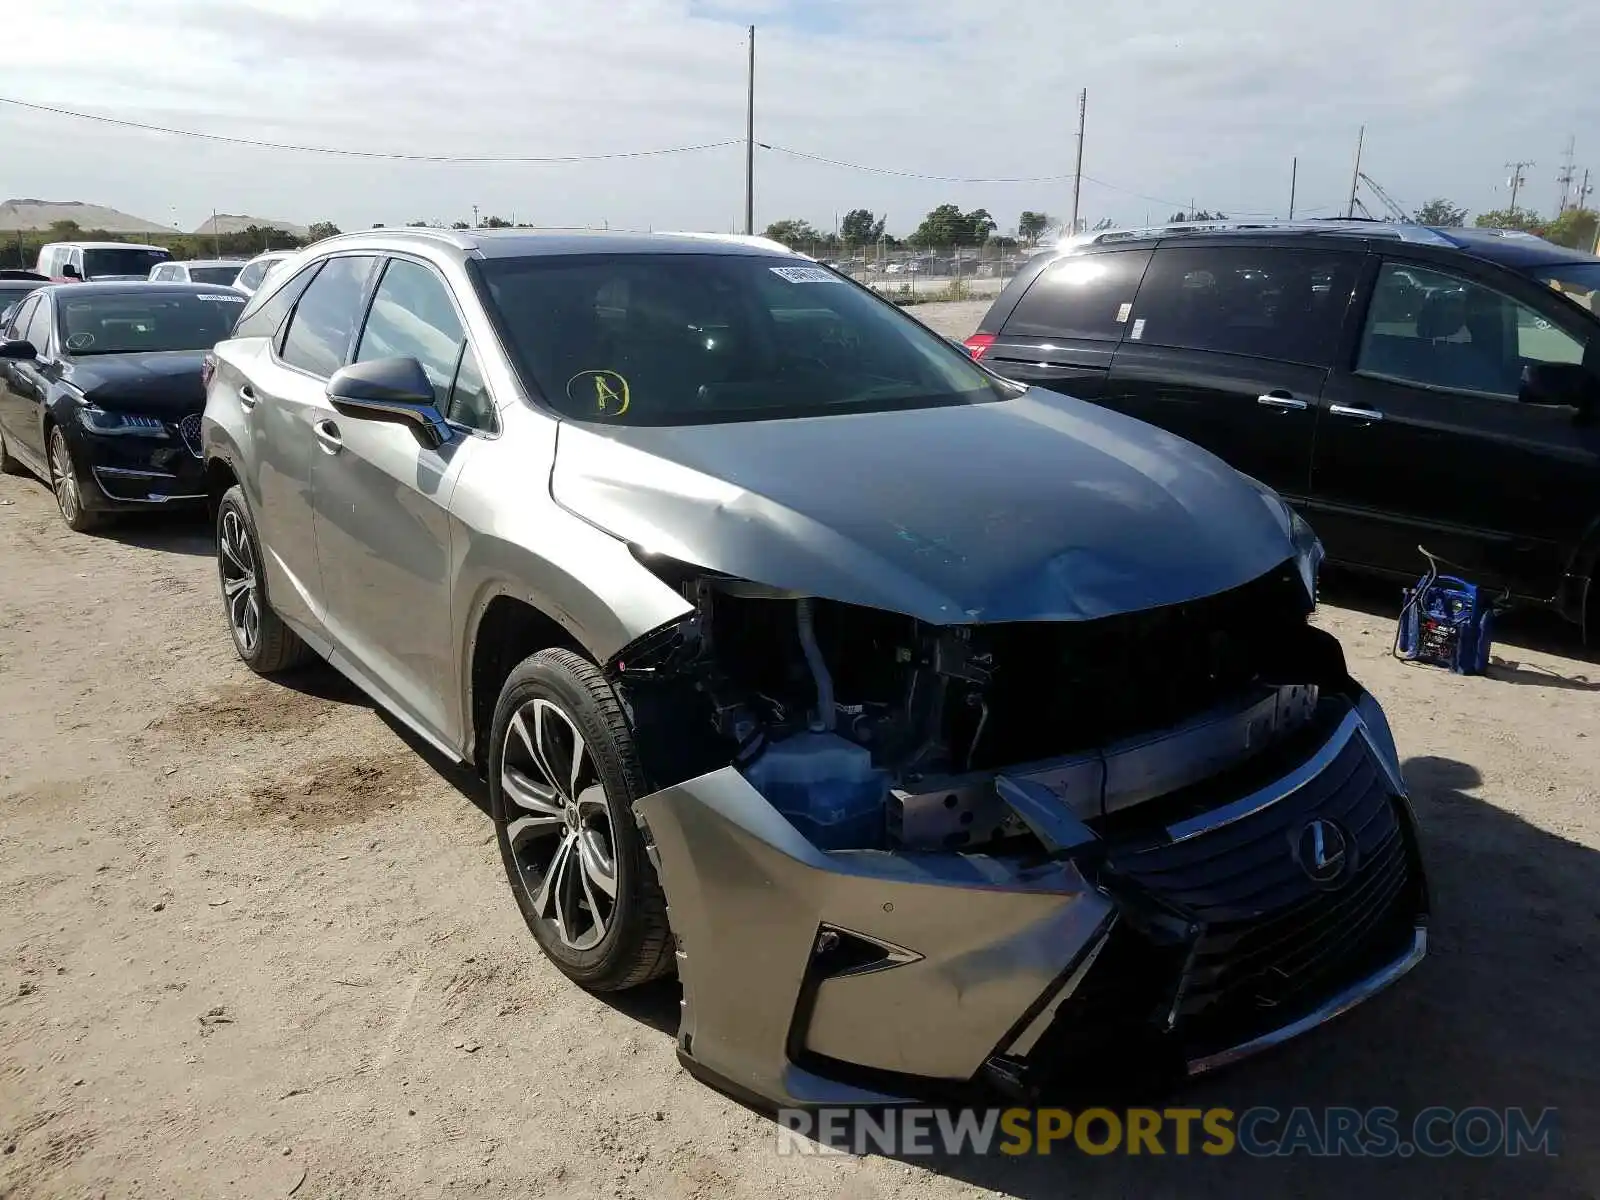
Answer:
[1519,361,1597,410]
[61,263,80,280]
[0,339,37,361]
[326,357,451,449]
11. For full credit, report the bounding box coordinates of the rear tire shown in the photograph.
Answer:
[489,647,674,993]
[216,485,309,675]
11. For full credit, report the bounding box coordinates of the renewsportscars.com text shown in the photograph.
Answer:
[775,1106,1559,1158]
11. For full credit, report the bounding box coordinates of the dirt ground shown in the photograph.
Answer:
[2,301,1598,1197]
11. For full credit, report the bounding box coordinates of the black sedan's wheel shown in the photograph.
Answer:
[0,426,24,476]
[47,426,100,532]
[216,485,309,675]
[490,647,674,992]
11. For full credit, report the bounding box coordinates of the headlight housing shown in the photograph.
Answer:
[78,407,169,437]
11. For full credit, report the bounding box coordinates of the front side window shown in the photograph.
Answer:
[279,255,378,376]
[4,295,38,340]
[1002,249,1152,341]
[82,246,171,279]
[476,253,1004,426]
[22,297,52,352]
[1358,262,1589,397]
[1127,246,1360,365]
[447,344,495,430]
[56,291,244,355]
[355,258,465,408]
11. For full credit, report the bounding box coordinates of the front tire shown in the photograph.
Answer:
[490,648,674,992]
[216,485,309,675]
[47,425,101,532]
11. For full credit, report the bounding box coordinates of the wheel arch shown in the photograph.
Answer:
[464,590,585,772]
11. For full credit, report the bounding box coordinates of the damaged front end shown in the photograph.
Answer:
[608,553,1429,1110]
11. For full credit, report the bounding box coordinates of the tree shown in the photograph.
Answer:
[482,215,512,229]
[407,220,429,227]
[1017,211,1051,244]
[763,218,823,246]
[1169,210,1226,222]
[839,208,886,246]
[1474,207,1543,234]
[450,220,470,230]
[1413,198,1468,226]
[1544,207,1599,252]
[910,204,996,247]
[1090,217,1116,231]
[306,221,341,241]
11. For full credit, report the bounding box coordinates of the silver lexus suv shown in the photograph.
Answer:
[201,228,1428,1108]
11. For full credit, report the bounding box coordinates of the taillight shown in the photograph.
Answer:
[200,352,217,389]
[962,332,996,361]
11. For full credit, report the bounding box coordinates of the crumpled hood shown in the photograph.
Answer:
[62,351,207,417]
[551,389,1298,624]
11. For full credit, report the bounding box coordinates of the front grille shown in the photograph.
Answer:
[1024,717,1420,1077]
[178,414,203,458]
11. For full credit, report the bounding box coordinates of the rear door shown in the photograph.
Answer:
[1310,256,1600,599]
[244,254,380,633]
[1101,243,1363,502]
[979,248,1152,399]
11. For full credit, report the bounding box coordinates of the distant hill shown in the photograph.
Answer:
[193,213,308,238]
[0,198,173,234]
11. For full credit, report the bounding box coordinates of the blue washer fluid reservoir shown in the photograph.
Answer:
[741,731,890,851]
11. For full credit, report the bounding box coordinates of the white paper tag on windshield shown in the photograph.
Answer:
[1115,302,1132,323]
[770,266,839,284]
[196,293,244,302]
[1130,318,1146,340]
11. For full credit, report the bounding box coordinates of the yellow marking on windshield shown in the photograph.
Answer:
[566,369,631,417]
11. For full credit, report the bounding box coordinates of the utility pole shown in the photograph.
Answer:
[1505,161,1534,213]
[1579,167,1593,212]
[1288,156,1298,220]
[744,25,756,236]
[211,209,220,257]
[1069,89,1086,236]
[471,204,479,229]
[1556,136,1577,214]
[1345,126,1365,219]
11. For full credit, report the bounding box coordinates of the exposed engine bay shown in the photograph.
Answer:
[610,554,1342,855]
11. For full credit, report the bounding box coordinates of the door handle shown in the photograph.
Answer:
[238,384,258,411]
[1256,391,1308,411]
[313,418,343,454]
[1329,404,1384,422]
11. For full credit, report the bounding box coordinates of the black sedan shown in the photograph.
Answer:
[0,282,245,530]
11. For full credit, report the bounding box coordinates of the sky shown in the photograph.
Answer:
[5,0,1600,239]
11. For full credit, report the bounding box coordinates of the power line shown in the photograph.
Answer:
[0,94,739,163]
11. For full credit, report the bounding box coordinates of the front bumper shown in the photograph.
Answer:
[634,689,1428,1110]
[69,416,205,511]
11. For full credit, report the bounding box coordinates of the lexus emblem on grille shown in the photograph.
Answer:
[1294,818,1353,886]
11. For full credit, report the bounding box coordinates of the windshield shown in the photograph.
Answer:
[475,253,1005,425]
[188,265,242,285]
[57,291,246,355]
[1533,263,1600,318]
[82,247,172,278]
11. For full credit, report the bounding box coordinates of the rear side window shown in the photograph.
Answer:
[237,261,265,290]
[1001,250,1152,341]
[278,256,378,376]
[5,295,38,339]
[1127,246,1360,365]
[233,261,324,342]
[22,297,52,351]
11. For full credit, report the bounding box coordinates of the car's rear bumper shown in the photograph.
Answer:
[635,688,1428,1110]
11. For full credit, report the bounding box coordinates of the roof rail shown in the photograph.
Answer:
[657,231,805,256]
[1059,218,1459,250]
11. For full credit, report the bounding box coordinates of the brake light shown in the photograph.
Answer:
[200,352,217,389]
[963,332,996,361]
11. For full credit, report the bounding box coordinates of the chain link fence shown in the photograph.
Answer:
[776,241,1045,303]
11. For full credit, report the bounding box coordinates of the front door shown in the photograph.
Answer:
[312,255,482,746]
[1309,257,1600,599]
[0,296,43,460]
[1103,244,1363,502]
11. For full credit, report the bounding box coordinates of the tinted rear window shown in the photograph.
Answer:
[1127,246,1361,366]
[82,247,172,277]
[189,265,242,285]
[1000,249,1152,342]
[475,253,1005,425]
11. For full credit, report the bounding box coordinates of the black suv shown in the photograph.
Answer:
[968,222,1600,638]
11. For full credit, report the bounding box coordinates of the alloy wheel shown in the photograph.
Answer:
[218,508,262,655]
[500,698,618,952]
[48,429,80,526]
